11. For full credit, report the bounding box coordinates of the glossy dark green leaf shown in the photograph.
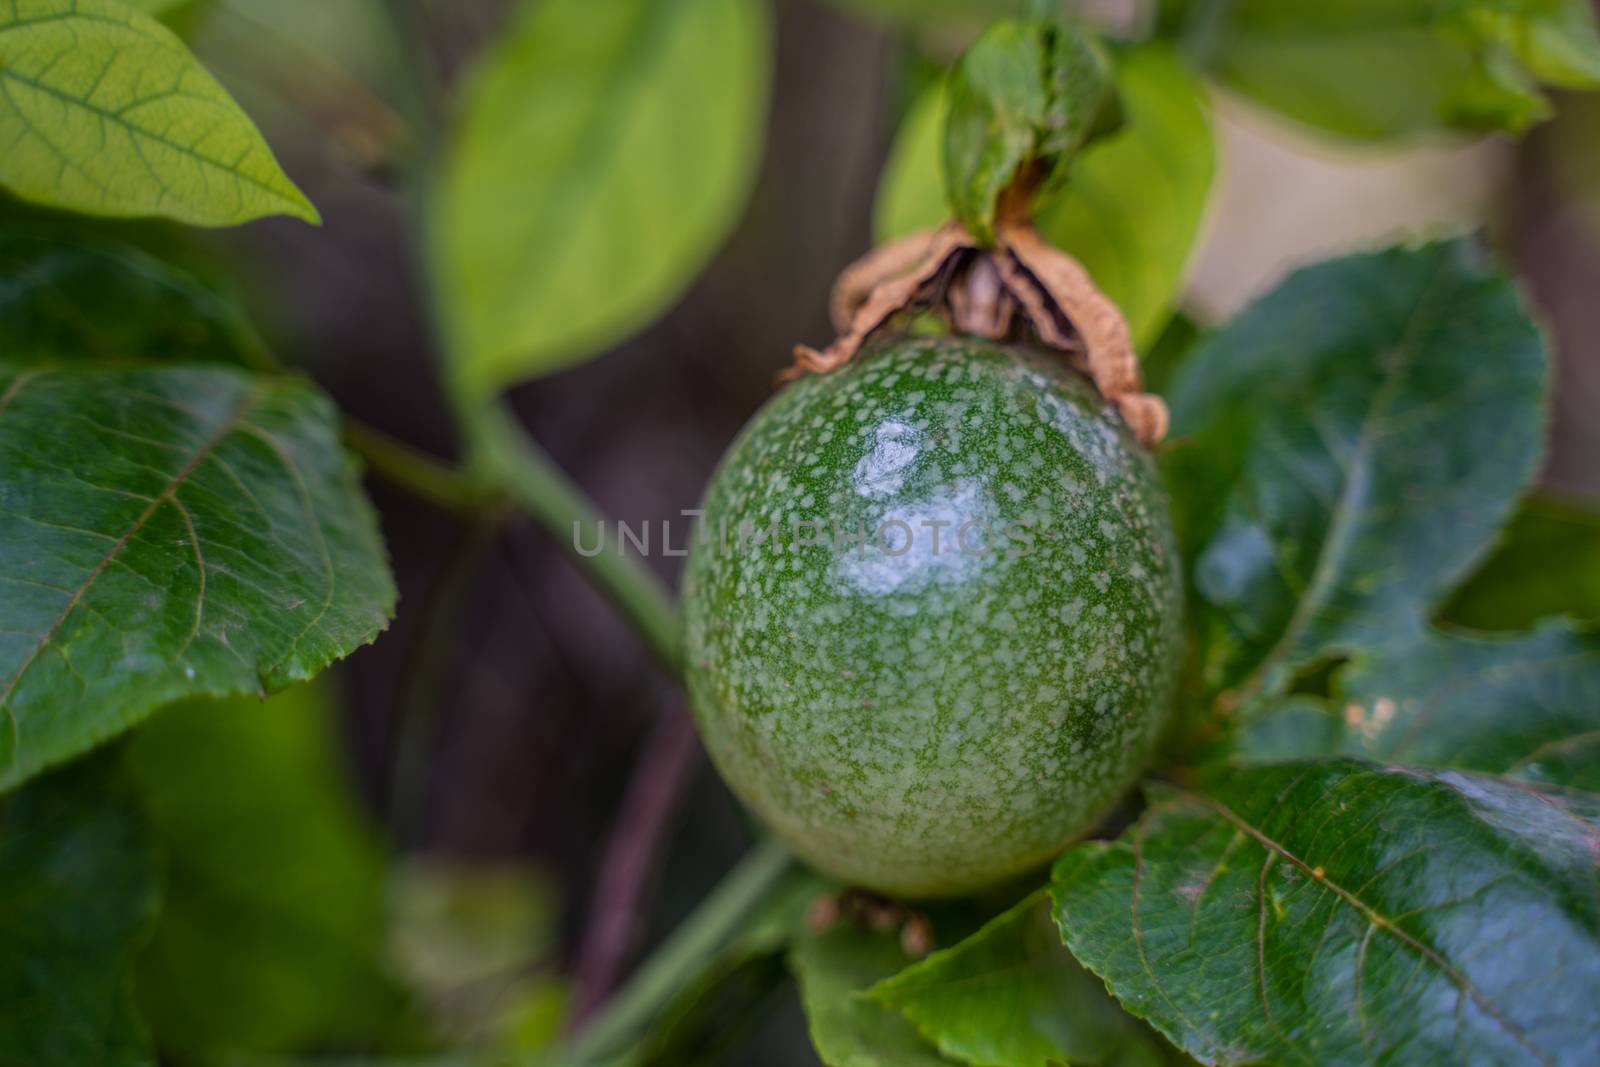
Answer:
[0,754,159,1067]
[1441,493,1600,631]
[434,0,770,397]
[791,926,960,1067]
[870,892,1177,1067]
[877,46,1212,348]
[1052,759,1600,1066]
[0,0,318,225]
[0,365,394,791]
[942,21,1119,244]
[1160,0,1600,139]
[0,229,261,367]
[131,683,405,1054]
[1240,622,1600,790]
[1164,241,1547,706]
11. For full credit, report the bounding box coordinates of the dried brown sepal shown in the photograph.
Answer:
[785,218,1168,447]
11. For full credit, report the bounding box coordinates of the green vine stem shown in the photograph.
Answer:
[561,838,796,1065]
[471,404,682,676]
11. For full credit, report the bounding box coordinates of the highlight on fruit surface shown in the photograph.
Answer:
[682,337,1182,898]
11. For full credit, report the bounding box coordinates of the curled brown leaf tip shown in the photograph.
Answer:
[785,218,1168,448]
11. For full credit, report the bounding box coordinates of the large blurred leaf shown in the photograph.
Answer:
[870,892,1176,1067]
[876,45,1213,348]
[1442,493,1600,631]
[131,683,404,1054]
[0,365,394,791]
[0,229,260,367]
[1239,621,1600,790]
[434,0,770,398]
[1164,241,1546,706]
[1160,0,1600,139]
[1052,759,1600,1066]
[790,926,960,1067]
[0,755,159,1067]
[0,0,318,225]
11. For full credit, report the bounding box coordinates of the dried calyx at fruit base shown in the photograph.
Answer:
[785,19,1168,447]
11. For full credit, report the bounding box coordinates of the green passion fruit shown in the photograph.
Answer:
[682,337,1181,898]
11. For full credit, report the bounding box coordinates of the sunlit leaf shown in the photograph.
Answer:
[1052,759,1600,1066]
[870,892,1178,1067]
[131,683,406,1054]
[1158,0,1600,139]
[434,0,770,398]
[876,46,1213,348]
[0,754,159,1067]
[0,0,318,225]
[1164,240,1546,706]
[0,365,394,791]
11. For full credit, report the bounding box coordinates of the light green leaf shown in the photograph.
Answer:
[1239,621,1600,790]
[791,926,961,1067]
[1164,240,1547,706]
[1161,0,1600,139]
[434,0,770,398]
[0,754,159,1067]
[870,892,1177,1067]
[131,682,405,1054]
[0,0,318,225]
[876,45,1213,348]
[1442,492,1600,631]
[1052,759,1600,1066]
[941,21,1119,244]
[0,365,395,791]
[0,228,262,367]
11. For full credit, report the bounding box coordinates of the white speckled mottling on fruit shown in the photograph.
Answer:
[682,339,1182,898]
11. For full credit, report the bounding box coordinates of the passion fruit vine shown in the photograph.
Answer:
[682,337,1182,898]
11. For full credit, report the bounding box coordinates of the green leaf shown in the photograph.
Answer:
[876,45,1214,348]
[1240,621,1600,790]
[1164,240,1547,705]
[1442,493,1600,631]
[0,0,318,225]
[823,0,1029,29]
[1051,758,1600,1066]
[131,682,406,1054]
[0,228,262,367]
[0,364,395,791]
[870,892,1177,1067]
[791,926,961,1067]
[1161,0,1600,139]
[434,0,770,399]
[942,21,1120,244]
[0,754,160,1067]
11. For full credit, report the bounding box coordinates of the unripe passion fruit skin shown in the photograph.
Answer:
[682,338,1181,898]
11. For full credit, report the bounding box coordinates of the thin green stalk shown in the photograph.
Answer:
[473,404,682,676]
[561,838,795,1066]
[343,419,492,514]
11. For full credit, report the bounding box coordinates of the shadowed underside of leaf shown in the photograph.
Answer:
[1240,621,1600,791]
[434,0,769,397]
[0,754,159,1067]
[1165,240,1547,706]
[0,364,394,791]
[0,228,260,367]
[1052,759,1600,1067]
[0,0,318,225]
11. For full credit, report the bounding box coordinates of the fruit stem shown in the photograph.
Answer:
[562,838,795,1064]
